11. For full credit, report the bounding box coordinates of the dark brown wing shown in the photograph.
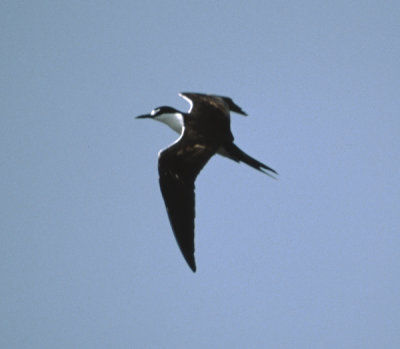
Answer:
[179,93,237,148]
[180,92,247,116]
[213,94,248,116]
[180,93,277,178]
[158,136,217,272]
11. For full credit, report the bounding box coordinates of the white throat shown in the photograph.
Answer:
[156,113,184,134]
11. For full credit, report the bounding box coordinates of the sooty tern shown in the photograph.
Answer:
[136,92,277,272]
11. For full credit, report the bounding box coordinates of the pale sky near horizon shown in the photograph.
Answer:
[1,1,400,348]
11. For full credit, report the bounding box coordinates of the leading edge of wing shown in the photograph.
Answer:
[179,92,247,116]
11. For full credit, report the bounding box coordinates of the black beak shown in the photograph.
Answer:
[135,114,151,119]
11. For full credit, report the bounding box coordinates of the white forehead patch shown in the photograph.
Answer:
[151,108,160,116]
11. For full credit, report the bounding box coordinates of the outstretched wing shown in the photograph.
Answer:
[158,136,217,272]
[180,92,247,116]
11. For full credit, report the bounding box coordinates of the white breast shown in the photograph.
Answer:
[156,113,184,134]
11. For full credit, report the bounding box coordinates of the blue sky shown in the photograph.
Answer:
[1,1,399,348]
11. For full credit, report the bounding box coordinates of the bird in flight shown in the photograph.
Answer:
[136,93,277,272]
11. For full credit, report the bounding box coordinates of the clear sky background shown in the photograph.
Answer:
[1,1,399,348]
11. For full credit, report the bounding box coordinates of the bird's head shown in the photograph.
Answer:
[136,106,184,134]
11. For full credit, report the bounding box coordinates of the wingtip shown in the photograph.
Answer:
[186,257,197,272]
[237,109,248,116]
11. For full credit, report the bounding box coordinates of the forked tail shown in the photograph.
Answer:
[223,143,278,178]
